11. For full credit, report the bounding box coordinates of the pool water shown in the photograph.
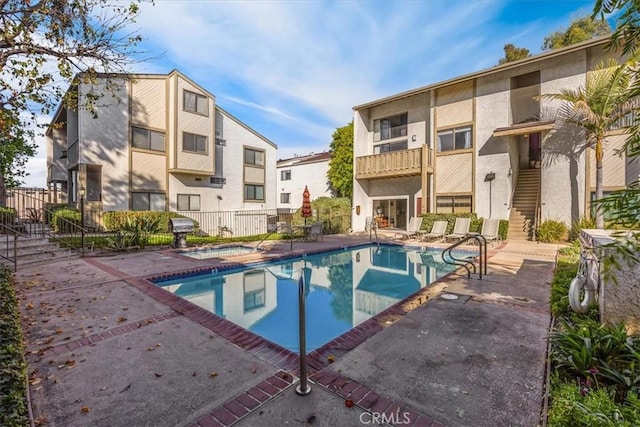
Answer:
[155,244,459,352]
[178,245,258,259]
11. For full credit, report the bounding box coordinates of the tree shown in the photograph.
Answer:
[327,121,354,199]
[540,58,635,228]
[590,0,640,257]
[0,0,148,196]
[498,43,531,64]
[542,15,611,51]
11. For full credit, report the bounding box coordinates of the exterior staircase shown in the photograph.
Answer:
[0,234,79,270]
[508,169,540,241]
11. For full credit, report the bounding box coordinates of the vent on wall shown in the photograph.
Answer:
[210,177,226,185]
[215,138,226,146]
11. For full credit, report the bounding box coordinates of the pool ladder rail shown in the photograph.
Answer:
[441,234,487,280]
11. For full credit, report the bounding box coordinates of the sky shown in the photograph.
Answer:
[22,0,601,188]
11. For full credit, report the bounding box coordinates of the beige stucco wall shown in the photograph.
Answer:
[131,151,167,191]
[589,133,627,189]
[131,77,166,129]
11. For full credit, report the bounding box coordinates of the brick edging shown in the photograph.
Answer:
[185,371,295,427]
[38,311,179,357]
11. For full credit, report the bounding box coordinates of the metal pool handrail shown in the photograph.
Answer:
[441,234,487,279]
[296,267,311,395]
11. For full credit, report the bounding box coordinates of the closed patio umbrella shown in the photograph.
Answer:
[301,186,312,225]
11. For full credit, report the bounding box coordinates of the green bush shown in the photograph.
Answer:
[548,375,640,426]
[569,216,597,241]
[51,207,81,233]
[292,197,351,234]
[550,241,585,318]
[0,207,16,225]
[537,219,568,243]
[0,266,29,427]
[103,211,198,233]
[419,213,477,235]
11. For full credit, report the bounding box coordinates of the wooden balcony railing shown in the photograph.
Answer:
[355,147,433,180]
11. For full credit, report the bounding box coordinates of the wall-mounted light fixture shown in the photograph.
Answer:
[411,135,417,142]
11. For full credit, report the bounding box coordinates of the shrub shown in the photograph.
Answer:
[537,219,568,243]
[548,375,640,426]
[569,216,597,241]
[292,197,351,234]
[0,266,29,427]
[419,213,477,235]
[550,241,586,318]
[50,207,81,233]
[0,207,16,225]
[103,211,198,233]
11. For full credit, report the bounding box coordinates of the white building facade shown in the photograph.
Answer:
[276,152,334,209]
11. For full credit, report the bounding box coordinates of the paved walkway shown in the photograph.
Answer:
[15,235,560,426]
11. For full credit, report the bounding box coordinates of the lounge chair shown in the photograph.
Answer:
[445,217,471,242]
[418,220,448,242]
[471,218,501,246]
[395,217,424,240]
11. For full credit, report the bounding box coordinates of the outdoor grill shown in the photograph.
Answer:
[169,217,194,248]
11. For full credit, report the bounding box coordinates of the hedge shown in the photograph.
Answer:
[0,266,29,426]
[50,207,81,233]
[418,213,509,241]
[0,207,16,225]
[103,211,199,233]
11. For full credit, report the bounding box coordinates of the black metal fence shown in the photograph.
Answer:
[1,187,353,254]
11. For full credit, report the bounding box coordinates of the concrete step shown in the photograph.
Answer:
[0,251,80,270]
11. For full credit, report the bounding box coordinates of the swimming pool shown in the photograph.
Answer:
[155,244,459,352]
[178,245,258,259]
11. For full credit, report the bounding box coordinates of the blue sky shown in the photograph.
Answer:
[24,0,601,187]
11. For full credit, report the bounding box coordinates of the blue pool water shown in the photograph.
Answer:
[178,245,258,259]
[155,244,460,352]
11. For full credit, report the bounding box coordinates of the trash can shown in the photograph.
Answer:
[169,218,194,248]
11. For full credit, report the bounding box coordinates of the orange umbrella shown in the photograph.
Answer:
[301,186,312,225]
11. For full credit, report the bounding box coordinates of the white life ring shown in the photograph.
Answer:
[569,274,595,313]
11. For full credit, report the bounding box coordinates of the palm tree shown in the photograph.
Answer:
[541,58,636,228]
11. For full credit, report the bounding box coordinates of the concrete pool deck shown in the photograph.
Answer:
[15,234,561,426]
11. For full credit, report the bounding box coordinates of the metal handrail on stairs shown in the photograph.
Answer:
[0,223,23,271]
[441,234,487,279]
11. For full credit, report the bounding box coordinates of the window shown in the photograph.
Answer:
[437,126,472,152]
[436,195,472,213]
[374,140,408,154]
[132,126,165,152]
[244,148,265,166]
[183,132,207,154]
[177,194,201,211]
[245,184,264,201]
[183,90,208,115]
[131,192,165,211]
[374,113,408,141]
[281,170,291,180]
[280,193,290,204]
[243,271,265,312]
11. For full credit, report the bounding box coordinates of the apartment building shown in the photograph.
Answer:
[352,37,637,239]
[276,151,334,209]
[46,70,277,215]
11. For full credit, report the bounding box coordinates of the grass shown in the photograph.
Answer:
[0,266,29,427]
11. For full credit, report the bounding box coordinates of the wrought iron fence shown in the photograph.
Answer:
[1,187,353,256]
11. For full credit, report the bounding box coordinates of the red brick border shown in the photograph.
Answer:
[37,311,179,357]
[310,368,445,427]
[185,371,294,427]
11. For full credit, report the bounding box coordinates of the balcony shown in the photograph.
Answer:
[356,147,433,180]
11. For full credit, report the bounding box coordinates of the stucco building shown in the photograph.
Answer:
[46,70,277,215]
[276,151,334,209]
[352,37,637,239]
